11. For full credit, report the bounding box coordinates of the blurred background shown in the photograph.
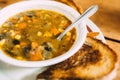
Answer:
[0,0,120,80]
[75,0,120,40]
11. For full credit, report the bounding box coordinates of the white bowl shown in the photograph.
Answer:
[0,0,87,67]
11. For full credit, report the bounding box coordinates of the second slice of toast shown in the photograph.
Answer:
[36,37,117,80]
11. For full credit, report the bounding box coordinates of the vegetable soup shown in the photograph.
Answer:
[0,10,76,61]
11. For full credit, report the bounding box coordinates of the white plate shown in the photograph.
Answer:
[0,19,105,80]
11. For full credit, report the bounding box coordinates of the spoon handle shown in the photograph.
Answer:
[57,5,98,40]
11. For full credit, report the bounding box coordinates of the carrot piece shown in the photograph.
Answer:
[31,42,38,49]
[18,22,27,29]
[20,42,27,46]
[29,51,42,61]
[66,36,71,41]
[64,22,70,28]
[87,32,99,37]
[51,27,60,35]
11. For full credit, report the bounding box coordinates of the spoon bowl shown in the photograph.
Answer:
[57,5,98,40]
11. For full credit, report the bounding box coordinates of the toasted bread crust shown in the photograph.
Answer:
[36,37,117,80]
[37,1,117,80]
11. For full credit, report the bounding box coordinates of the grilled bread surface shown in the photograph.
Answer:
[36,37,117,80]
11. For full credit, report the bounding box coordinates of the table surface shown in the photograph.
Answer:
[0,0,120,80]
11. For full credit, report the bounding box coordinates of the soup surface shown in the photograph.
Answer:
[0,10,76,61]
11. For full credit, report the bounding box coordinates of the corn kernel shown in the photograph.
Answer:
[66,32,71,36]
[3,30,7,32]
[15,34,21,40]
[10,30,15,37]
[28,20,32,23]
[14,45,20,49]
[43,32,52,37]
[0,39,5,46]
[37,31,42,36]
[16,56,23,60]
[47,22,52,26]
[15,24,18,27]
[58,28,64,32]
[61,20,65,24]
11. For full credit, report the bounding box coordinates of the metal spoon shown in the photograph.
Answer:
[57,5,98,40]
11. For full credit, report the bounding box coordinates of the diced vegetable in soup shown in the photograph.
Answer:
[0,10,76,61]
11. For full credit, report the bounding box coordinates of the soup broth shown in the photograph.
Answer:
[0,10,76,61]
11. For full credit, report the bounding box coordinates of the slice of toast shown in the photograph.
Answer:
[36,37,117,80]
